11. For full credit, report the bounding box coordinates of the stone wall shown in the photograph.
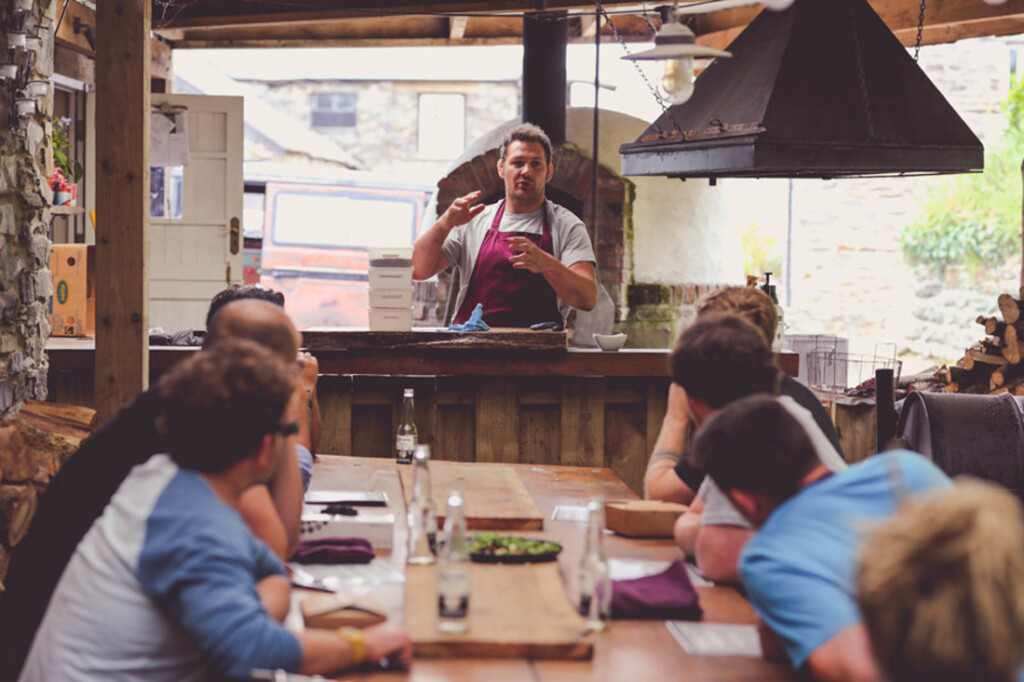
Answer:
[0,0,54,419]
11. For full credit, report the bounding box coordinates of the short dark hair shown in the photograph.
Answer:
[157,339,296,473]
[692,395,818,500]
[206,284,285,330]
[499,123,553,165]
[670,312,778,409]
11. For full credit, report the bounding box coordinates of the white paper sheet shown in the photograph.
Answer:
[666,621,763,658]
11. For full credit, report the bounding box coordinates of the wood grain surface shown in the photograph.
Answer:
[397,460,544,530]
[301,328,567,352]
[308,456,793,682]
[405,562,592,660]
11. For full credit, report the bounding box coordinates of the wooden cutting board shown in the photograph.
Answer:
[301,328,567,352]
[397,461,544,531]
[405,562,592,660]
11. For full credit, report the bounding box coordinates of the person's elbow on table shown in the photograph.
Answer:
[673,504,702,556]
[693,525,753,584]
[645,467,695,505]
[804,624,881,682]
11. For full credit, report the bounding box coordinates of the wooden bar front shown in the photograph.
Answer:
[46,338,798,495]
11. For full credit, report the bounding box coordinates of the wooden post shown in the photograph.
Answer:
[95,1,150,423]
[1020,158,1024,288]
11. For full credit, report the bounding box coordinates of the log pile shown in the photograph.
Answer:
[934,288,1024,396]
[0,400,95,590]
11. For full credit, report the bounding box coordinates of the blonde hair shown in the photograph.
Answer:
[697,287,777,345]
[857,479,1024,682]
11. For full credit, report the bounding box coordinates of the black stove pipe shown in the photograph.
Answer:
[522,12,567,146]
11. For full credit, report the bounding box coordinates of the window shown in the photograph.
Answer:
[312,92,357,128]
[271,189,417,249]
[150,165,184,219]
[417,93,465,159]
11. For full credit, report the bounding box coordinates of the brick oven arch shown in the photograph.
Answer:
[435,145,631,319]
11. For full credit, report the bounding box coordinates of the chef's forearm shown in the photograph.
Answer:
[542,260,598,311]
[412,220,452,280]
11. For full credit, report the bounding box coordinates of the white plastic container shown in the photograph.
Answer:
[368,247,413,268]
[369,308,413,331]
[369,266,413,290]
[370,288,414,309]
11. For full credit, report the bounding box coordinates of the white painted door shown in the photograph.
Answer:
[149,94,243,333]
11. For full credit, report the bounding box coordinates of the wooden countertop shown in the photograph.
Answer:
[306,455,792,682]
[45,337,798,379]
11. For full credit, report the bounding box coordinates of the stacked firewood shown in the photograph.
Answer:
[0,401,95,590]
[935,289,1024,395]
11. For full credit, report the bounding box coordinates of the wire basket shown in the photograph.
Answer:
[807,343,902,398]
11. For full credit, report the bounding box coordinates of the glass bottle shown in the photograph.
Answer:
[396,388,417,464]
[437,489,470,633]
[578,496,611,632]
[768,284,785,351]
[407,445,437,565]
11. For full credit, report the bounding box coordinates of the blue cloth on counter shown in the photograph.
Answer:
[447,303,490,332]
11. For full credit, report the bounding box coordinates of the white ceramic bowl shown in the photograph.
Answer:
[594,333,627,351]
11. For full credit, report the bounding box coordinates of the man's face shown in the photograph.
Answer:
[497,140,553,206]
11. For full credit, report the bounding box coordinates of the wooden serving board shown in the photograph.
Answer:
[405,562,592,660]
[301,327,567,353]
[398,461,544,531]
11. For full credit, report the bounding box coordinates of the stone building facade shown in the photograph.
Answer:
[1,0,55,419]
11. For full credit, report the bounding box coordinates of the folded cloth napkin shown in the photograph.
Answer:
[292,537,375,565]
[448,302,490,332]
[611,559,702,620]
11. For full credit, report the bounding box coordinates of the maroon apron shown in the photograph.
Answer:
[453,200,562,328]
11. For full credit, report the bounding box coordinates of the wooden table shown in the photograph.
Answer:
[304,456,793,681]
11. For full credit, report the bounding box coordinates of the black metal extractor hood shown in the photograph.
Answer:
[619,0,984,180]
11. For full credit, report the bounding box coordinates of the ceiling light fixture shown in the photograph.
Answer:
[621,5,731,104]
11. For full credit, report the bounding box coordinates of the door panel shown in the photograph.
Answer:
[150,94,242,332]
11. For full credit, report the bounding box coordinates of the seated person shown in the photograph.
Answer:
[18,340,410,681]
[664,313,846,582]
[0,288,313,680]
[857,480,1024,682]
[645,285,841,504]
[692,395,951,682]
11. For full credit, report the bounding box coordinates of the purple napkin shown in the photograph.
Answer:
[611,559,702,620]
[292,537,375,565]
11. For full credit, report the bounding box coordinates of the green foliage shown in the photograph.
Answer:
[52,117,83,183]
[901,77,1024,277]
[739,220,782,281]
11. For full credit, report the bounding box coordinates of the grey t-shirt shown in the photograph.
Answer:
[699,395,848,528]
[440,200,596,319]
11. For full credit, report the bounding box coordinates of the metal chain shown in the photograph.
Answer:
[595,3,683,134]
[913,0,926,62]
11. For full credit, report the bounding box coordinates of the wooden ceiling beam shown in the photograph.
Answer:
[694,0,1024,52]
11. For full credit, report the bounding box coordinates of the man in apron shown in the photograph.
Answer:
[412,123,598,328]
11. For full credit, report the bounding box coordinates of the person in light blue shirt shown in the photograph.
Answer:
[19,340,410,681]
[692,394,952,682]
[857,480,1024,682]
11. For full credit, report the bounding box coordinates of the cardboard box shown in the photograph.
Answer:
[48,244,94,337]
[301,594,387,630]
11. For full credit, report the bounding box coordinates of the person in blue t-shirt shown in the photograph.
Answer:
[19,339,410,681]
[857,480,1024,682]
[692,394,952,682]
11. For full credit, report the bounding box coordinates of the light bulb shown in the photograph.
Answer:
[660,56,695,104]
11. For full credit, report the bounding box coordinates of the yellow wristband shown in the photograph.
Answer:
[337,626,366,666]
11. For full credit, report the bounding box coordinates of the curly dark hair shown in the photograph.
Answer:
[670,312,778,409]
[499,123,553,165]
[157,338,296,473]
[205,284,285,331]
